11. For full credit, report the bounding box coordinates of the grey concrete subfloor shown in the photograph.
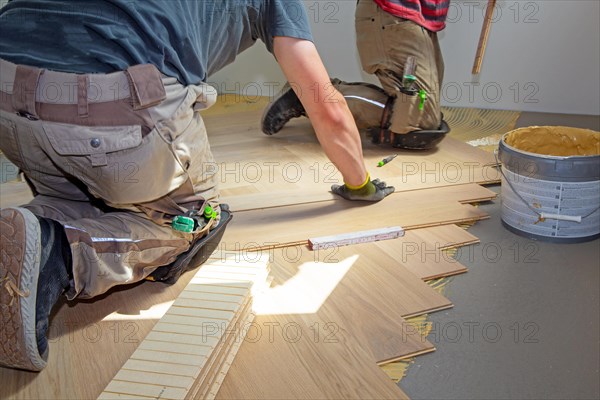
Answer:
[400,185,599,400]
[401,112,600,400]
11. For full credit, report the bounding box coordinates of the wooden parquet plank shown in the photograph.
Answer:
[375,225,478,280]
[216,313,409,400]
[204,110,499,211]
[99,254,269,400]
[0,104,500,400]
[216,241,453,398]
[220,184,490,251]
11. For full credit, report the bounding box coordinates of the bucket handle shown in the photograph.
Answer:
[494,149,598,224]
[539,213,581,223]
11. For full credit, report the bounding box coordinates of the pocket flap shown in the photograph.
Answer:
[42,122,142,155]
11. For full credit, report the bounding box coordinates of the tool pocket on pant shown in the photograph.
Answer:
[154,84,220,206]
[41,121,184,205]
[390,91,423,133]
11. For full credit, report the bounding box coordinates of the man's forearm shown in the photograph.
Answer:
[273,37,368,187]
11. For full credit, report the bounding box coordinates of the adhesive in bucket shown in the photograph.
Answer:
[504,125,599,157]
[498,126,600,243]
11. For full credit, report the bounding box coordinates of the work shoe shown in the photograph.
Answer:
[261,83,306,135]
[0,208,71,371]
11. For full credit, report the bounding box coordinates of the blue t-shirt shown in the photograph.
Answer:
[0,0,313,85]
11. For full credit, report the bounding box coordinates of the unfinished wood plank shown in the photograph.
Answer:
[215,239,447,398]
[187,301,254,399]
[376,238,469,281]
[181,284,249,296]
[207,321,247,398]
[409,224,480,250]
[172,298,243,312]
[199,108,499,210]
[190,307,255,400]
[280,132,498,180]
[221,165,499,212]
[99,254,269,400]
[261,243,449,362]
[0,148,499,214]
[266,243,453,318]
[205,108,496,169]
[98,392,153,400]
[167,306,235,321]
[113,369,194,391]
[221,185,489,251]
[102,380,188,400]
[373,224,477,280]
[137,340,213,357]
[216,313,409,400]
[106,305,243,397]
[146,330,217,346]
[176,290,245,303]
[1,101,497,399]
[120,358,199,378]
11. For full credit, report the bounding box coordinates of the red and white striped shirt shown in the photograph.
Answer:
[374,0,450,32]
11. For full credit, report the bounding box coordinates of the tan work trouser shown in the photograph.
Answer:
[354,0,444,133]
[0,59,220,299]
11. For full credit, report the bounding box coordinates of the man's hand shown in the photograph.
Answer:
[331,178,395,202]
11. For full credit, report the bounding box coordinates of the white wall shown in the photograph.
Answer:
[209,0,600,116]
[2,0,597,114]
[438,0,600,115]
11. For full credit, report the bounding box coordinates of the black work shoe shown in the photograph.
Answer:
[393,119,451,150]
[148,205,233,284]
[0,208,71,371]
[261,83,306,135]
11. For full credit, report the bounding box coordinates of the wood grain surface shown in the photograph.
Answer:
[0,105,499,399]
[219,184,492,251]
[99,254,269,400]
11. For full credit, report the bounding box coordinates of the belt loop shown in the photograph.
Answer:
[77,75,89,118]
[12,65,43,117]
[125,64,166,110]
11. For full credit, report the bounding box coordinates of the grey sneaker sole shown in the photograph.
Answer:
[0,207,46,371]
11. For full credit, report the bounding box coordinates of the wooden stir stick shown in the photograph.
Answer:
[472,0,497,74]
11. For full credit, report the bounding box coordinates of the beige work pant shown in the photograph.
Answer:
[354,0,444,133]
[0,60,220,299]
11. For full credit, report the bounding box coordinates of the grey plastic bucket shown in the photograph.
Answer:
[498,126,600,243]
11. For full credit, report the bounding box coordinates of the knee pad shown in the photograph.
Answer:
[148,204,233,284]
[393,118,450,150]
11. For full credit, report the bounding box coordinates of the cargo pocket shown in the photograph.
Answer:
[355,17,382,74]
[0,116,22,171]
[41,122,185,205]
[389,90,424,133]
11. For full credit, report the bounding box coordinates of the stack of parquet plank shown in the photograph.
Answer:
[99,252,270,400]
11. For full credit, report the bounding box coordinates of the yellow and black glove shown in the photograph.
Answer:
[331,173,394,202]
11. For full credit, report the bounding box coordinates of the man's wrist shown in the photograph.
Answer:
[344,172,370,190]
